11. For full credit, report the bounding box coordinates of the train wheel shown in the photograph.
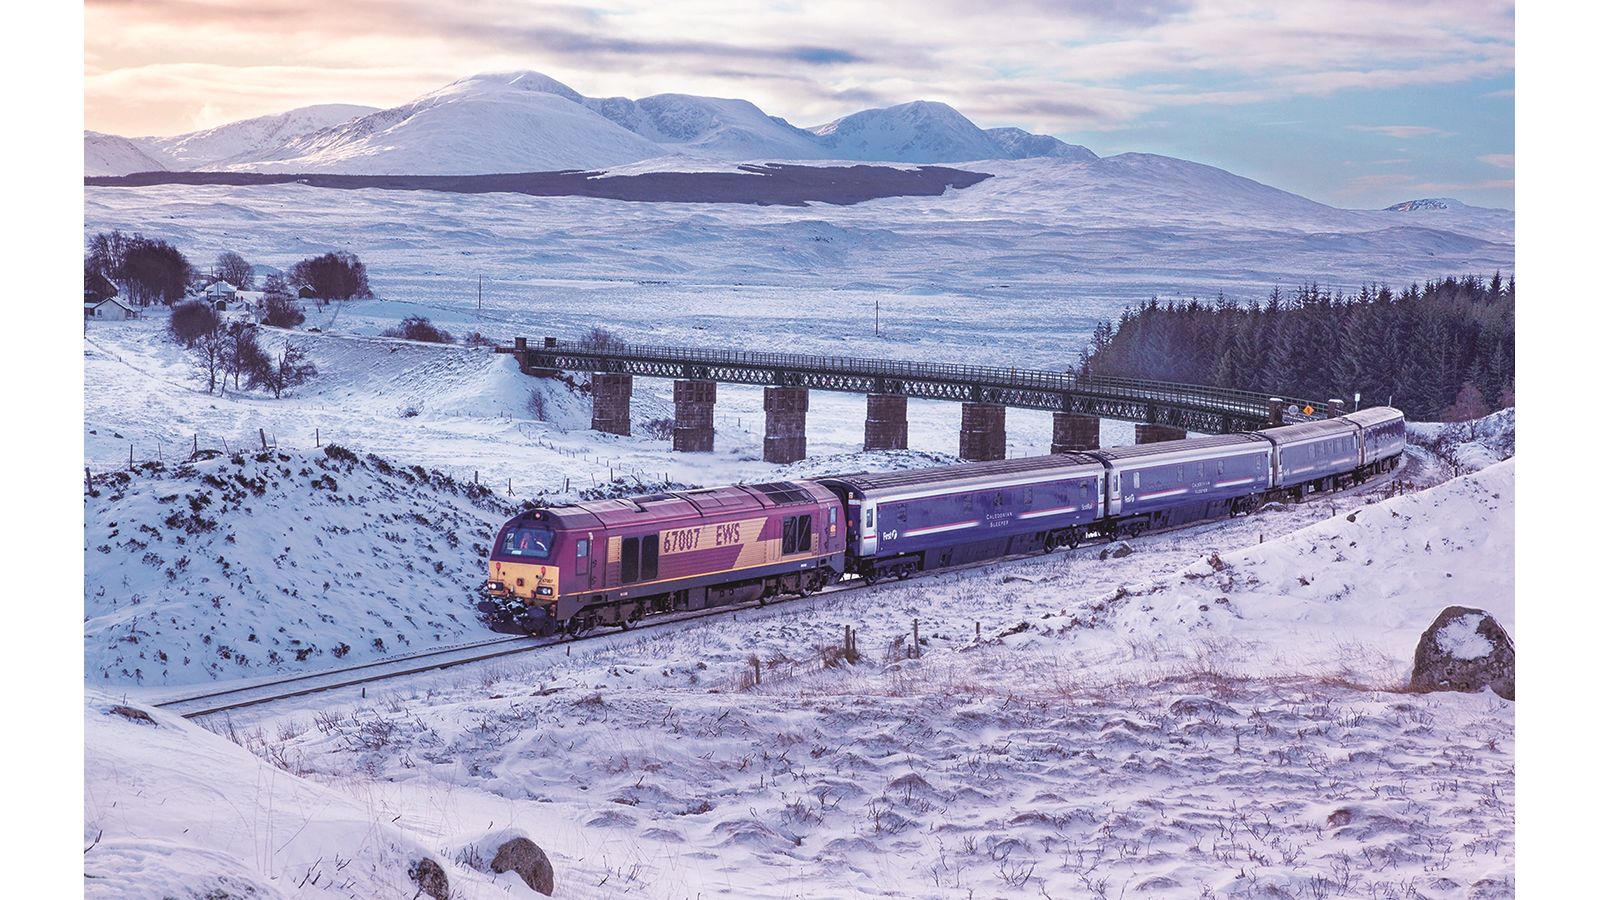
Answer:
[1044,534,1059,553]
[1066,529,1083,550]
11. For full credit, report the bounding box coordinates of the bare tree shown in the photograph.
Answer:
[215,251,253,290]
[221,321,270,391]
[190,328,227,394]
[252,342,318,398]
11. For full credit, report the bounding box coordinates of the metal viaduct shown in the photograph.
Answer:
[498,337,1332,464]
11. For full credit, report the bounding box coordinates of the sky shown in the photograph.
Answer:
[83,0,1514,209]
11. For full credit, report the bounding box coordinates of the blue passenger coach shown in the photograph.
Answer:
[820,454,1104,581]
[1088,433,1274,532]
[1342,407,1406,472]
[1260,419,1361,494]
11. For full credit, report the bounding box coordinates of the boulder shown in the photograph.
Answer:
[1409,606,1514,700]
[1100,541,1134,560]
[408,857,449,900]
[491,837,555,896]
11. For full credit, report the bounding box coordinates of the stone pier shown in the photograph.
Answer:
[958,402,1007,461]
[672,380,716,452]
[1134,423,1187,444]
[1050,413,1099,453]
[590,373,633,436]
[864,393,909,451]
[763,387,809,464]
[1268,398,1285,425]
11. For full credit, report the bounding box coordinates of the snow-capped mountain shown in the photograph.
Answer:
[85,132,168,176]
[144,103,376,170]
[985,126,1098,162]
[1386,197,1459,212]
[84,70,1102,175]
[585,92,828,161]
[1382,196,1513,243]
[809,100,1004,163]
[231,74,665,175]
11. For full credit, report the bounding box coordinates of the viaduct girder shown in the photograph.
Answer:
[500,337,1327,433]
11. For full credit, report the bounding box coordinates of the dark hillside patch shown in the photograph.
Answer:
[86,163,992,207]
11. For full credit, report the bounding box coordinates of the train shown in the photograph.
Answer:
[481,407,1405,636]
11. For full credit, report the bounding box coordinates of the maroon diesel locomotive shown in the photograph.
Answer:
[483,481,844,635]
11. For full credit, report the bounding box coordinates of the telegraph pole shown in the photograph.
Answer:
[478,275,483,317]
[875,299,880,337]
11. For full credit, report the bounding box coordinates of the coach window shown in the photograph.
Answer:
[621,537,640,583]
[641,534,659,581]
[1024,486,1035,505]
[1133,471,1141,490]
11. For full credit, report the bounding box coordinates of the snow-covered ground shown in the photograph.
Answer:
[82,135,1514,892]
[86,452,1514,897]
[84,148,1510,369]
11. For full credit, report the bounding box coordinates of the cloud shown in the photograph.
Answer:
[84,0,1515,141]
[1350,125,1455,139]
[1478,153,1514,169]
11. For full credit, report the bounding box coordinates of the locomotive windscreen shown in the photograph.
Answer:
[502,526,555,559]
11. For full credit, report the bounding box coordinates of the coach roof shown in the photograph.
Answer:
[823,453,1102,493]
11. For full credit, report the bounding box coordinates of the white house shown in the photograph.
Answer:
[84,297,136,321]
[204,280,239,308]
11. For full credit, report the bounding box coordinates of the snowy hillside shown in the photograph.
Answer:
[84,131,167,176]
[84,445,519,686]
[84,692,545,898]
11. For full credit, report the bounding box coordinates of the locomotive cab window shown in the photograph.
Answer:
[865,508,874,529]
[503,526,555,559]
[576,539,589,559]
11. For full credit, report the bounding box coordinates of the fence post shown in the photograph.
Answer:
[753,657,761,686]
[259,428,268,451]
[129,443,134,471]
[912,619,920,658]
[975,621,981,643]
[315,427,320,447]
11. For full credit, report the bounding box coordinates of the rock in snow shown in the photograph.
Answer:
[1410,606,1515,700]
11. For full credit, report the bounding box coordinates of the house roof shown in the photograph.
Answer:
[88,297,133,312]
[206,280,238,293]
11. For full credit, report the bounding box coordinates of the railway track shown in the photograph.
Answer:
[157,457,1413,720]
